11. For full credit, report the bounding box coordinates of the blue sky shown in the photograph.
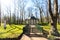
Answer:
[1,0,60,19]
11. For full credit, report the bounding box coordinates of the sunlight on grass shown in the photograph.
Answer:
[0,24,25,38]
[43,24,60,33]
[43,24,51,32]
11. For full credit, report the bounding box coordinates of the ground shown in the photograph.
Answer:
[21,34,48,40]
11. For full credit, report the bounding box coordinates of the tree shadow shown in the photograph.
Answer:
[0,32,23,40]
[23,24,30,34]
[0,38,18,40]
[54,38,60,40]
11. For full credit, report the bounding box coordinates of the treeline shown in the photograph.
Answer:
[0,0,60,25]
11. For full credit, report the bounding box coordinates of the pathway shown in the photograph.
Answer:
[20,34,48,40]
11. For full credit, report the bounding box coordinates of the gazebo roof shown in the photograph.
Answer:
[25,16,39,20]
[30,16,38,20]
[31,16,36,19]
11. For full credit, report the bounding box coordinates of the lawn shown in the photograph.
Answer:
[0,24,25,38]
[43,24,60,33]
[0,23,60,38]
[43,24,60,40]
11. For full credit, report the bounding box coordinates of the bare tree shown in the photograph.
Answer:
[48,0,59,35]
[33,0,45,24]
[35,12,38,18]
[58,6,60,24]
[45,0,49,23]
[12,13,16,24]
[14,0,18,24]
[0,1,1,26]
[6,7,11,25]
[28,7,33,18]
[28,7,33,24]
[9,7,11,25]
[18,0,25,24]
[39,7,44,23]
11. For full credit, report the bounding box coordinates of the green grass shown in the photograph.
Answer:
[0,23,60,38]
[0,24,25,38]
[43,24,60,33]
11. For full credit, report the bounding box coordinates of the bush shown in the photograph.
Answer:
[38,22,49,26]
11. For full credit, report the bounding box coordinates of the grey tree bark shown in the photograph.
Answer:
[39,8,43,24]
[48,0,59,36]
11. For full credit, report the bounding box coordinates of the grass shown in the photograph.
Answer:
[0,24,25,38]
[40,24,60,40]
[43,24,60,33]
[0,23,60,38]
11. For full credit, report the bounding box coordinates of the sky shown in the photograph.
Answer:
[1,0,60,19]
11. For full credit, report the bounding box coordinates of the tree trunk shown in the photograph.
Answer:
[0,2,1,26]
[58,15,60,24]
[9,12,11,25]
[46,10,49,23]
[48,0,59,36]
[51,17,59,35]
[46,0,49,23]
[58,8,60,24]
[39,8,43,24]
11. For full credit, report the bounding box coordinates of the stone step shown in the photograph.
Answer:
[30,25,36,27]
[30,33,43,35]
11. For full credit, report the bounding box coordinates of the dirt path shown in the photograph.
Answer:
[21,34,48,40]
